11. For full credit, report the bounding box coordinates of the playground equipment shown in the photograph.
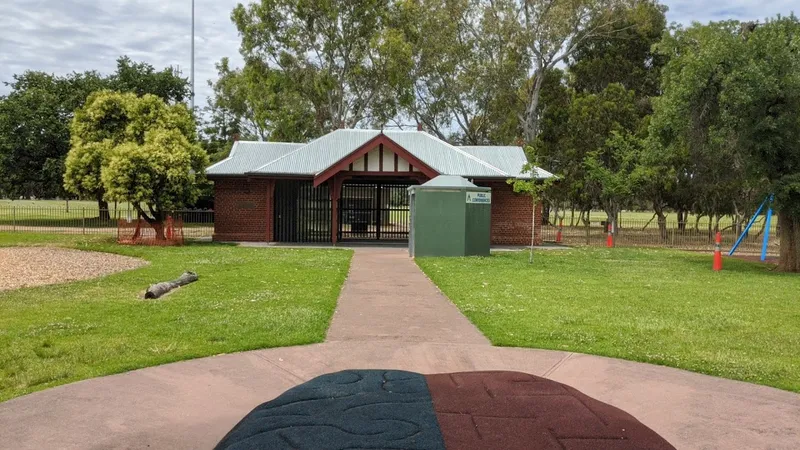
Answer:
[729,195,774,262]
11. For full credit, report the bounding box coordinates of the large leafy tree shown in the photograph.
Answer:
[64,91,207,237]
[202,57,321,162]
[571,84,641,232]
[231,0,414,132]
[514,0,638,142]
[534,1,666,225]
[568,0,667,101]
[108,56,191,104]
[0,71,105,198]
[651,16,800,271]
[0,57,189,200]
[401,0,528,144]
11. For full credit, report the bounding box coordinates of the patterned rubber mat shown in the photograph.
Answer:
[215,370,675,450]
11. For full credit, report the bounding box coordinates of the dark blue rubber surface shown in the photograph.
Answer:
[215,370,446,450]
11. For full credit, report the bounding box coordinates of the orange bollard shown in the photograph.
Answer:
[166,216,174,240]
[713,231,723,271]
[556,219,563,243]
[606,221,614,248]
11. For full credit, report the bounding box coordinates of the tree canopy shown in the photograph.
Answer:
[0,57,189,200]
[650,15,800,271]
[64,91,208,235]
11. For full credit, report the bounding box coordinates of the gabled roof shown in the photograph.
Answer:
[206,129,553,180]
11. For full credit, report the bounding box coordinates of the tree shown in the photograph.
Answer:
[64,91,207,237]
[509,157,556,263]
[108,56,191,105]
[0,71,105,199]
[401,0,528,144]
[567,0,667,101]
[202,57,321,159]
[0,57,189,201]
[231,0,414,131]
[569,84,640,235]
[515,0,637,142]
[651,16,800,271]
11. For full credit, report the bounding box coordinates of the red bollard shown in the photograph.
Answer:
[556,219,563,243]
[713,232,723,271]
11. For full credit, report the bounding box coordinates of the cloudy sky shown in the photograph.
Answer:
[1,0,796,109]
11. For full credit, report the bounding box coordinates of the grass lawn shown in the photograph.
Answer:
[417,248,800,392]
[0,233,352,402]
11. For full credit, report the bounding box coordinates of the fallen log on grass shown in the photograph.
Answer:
[145,271,198,299]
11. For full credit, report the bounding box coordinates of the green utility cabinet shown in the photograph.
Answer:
[408,176,492,257]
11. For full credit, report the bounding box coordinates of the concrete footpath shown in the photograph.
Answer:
[1,248,799,449]
[325,247,489,344]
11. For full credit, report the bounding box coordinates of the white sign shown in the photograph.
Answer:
[466,191,492,204]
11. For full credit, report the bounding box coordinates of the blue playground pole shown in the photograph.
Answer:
[729,196,770,256]
[761,197,775,261]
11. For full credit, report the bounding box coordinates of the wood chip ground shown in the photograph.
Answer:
[0,247,148,291]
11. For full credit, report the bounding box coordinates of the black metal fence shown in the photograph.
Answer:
[274,181,332,243]
[541,218,780,256]
[0,206,214,239]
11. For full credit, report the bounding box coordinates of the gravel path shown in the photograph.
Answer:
[0,247,148,291]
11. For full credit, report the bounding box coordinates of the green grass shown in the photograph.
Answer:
[0,233,352,402]
[417,248,800,392]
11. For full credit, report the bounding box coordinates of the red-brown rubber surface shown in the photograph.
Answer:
[426,371,676,450]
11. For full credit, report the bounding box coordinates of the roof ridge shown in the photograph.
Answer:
[421,133,509,177]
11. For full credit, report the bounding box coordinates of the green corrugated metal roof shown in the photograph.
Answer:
[252,129,380,175]
[205,130,554,180]
[206,141,304,176]
[458,146,554,179]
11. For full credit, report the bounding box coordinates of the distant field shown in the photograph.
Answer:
[0,199,133,210]
[551,210,774,230]
[0,199,213,237]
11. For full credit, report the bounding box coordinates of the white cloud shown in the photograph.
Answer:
[0,0,243,108]
[0,0,796,108]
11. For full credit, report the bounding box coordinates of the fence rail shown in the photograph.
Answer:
[0,207,214,239]
[541,218,780,256]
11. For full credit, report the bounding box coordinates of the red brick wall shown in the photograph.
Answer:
[211,177,540,246]
[212,177,274,242]
[477,181,543,246]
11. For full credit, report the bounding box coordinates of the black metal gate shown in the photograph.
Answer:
[274,180,332,242]
[339,182,412,241]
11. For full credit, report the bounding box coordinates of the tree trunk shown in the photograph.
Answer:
[778,214,800,272]
[656,212,667,243]
[677,209,686,231]
[97,194,110,221]
[570,206,576,227]
[523,68,546,142]
[152,221,166,241]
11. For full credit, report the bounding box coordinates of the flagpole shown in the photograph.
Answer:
[190,0,195,111]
